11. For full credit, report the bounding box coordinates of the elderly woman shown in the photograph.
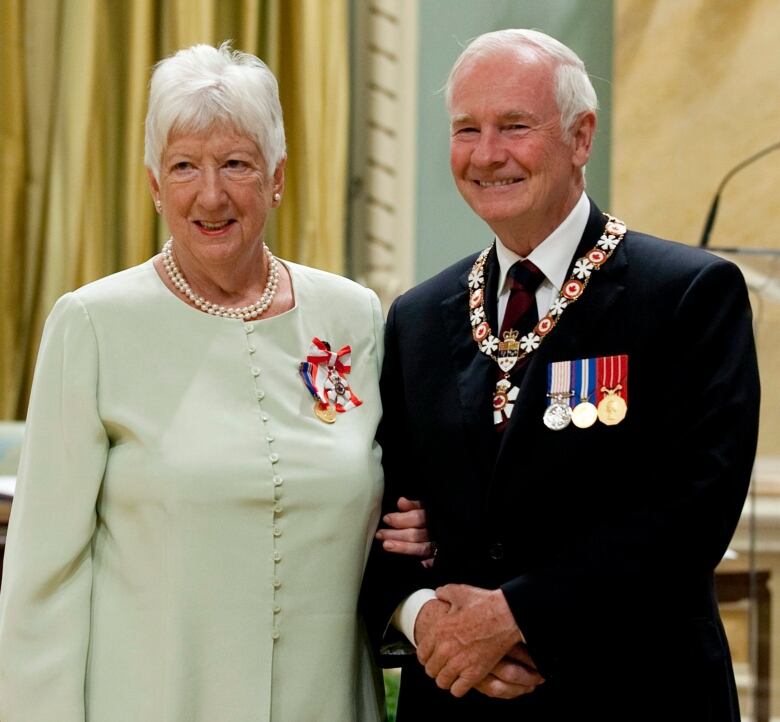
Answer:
[0,43,427,721]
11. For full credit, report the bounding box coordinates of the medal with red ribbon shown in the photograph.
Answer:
[596,354,628,425]
[299,337,362,423]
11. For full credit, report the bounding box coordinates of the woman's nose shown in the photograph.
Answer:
[197,167,228,208]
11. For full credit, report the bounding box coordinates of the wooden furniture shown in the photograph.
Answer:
[716,570,772,722]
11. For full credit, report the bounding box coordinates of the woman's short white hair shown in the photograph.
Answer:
[144,42,286,181]
[445,29,598,137]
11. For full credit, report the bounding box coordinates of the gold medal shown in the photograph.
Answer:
[314,402,337,424]
[597,392,627,426]
[596,356,628,426]
[571,401,598,428]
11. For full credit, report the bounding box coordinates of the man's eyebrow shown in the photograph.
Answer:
[450,110,537,125]
[501,110,533,122]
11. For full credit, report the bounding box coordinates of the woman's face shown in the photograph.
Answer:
[148,125,284,266]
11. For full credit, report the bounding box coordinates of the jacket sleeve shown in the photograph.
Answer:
[0,293,108,721]
[360,297,433,657]
[502,258,760,675]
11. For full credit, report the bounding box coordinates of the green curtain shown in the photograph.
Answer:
[0,0,350,419]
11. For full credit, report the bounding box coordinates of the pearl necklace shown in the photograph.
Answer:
[162,237,280,320]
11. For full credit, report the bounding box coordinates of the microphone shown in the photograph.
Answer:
[699,140,780,249]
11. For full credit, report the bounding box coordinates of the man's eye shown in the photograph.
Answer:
[225,159,248,170]
[454,127,478,135]
[172,161,193,172]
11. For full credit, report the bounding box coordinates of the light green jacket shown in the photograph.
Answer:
[0,259,385,721]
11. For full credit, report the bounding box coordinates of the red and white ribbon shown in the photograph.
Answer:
[300,337,362,412]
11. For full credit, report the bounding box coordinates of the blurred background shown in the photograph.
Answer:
[1,1,778,719]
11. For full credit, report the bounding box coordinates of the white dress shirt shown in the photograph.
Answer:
[392,192,590,646]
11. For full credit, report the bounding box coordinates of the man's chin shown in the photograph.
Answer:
[467,204,526,228]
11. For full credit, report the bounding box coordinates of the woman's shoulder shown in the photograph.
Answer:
[44,260,164,332]
[70,259,158,305]
[285,260,379,304]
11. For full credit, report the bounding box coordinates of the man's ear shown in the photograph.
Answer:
[571,111,596,169]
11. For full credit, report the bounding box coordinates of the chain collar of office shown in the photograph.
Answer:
[468,213,627,366]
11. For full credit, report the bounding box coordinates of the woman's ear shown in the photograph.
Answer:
[272,155,287,204]
[146,168,162,211]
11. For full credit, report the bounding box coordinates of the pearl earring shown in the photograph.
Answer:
[155,199,162,213]
[273,192,281,203]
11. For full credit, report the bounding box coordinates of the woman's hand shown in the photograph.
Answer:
[473,644,545,699]
[375,497,435,567]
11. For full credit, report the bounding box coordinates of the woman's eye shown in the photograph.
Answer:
[172,161,193,172]
[225,159,247,170]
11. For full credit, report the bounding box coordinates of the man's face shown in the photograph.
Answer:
[448,49,593,246]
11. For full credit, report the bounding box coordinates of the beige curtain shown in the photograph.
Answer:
[0,0,350,419]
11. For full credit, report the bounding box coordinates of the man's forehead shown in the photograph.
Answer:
[449,52,557,119]
[455,45,549,78]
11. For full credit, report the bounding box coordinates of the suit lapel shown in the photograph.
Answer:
[441,248,501,472]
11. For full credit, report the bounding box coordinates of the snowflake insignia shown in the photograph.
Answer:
[549,297,568,316]
[519,333,541,352]
[479,336,499,354]
[573,259,594,279]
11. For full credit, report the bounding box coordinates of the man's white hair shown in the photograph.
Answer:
[144,41,286,181]
[444,29,598,136]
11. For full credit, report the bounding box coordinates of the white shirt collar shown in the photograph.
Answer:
[494,192,590,296]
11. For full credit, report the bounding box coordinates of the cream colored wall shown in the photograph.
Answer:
[613,0,780,459]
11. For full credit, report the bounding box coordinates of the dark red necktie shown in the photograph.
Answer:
[499,259,544,338]
[494,260,545,433]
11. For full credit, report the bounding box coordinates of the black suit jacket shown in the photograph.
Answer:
[361,200,760,721]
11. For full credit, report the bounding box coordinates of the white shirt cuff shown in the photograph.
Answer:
[391,589,438,647]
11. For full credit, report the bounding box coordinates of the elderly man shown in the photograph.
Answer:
[362,28,759,722]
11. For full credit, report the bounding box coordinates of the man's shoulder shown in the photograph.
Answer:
[623,229,741,279]
[393,251,482,310]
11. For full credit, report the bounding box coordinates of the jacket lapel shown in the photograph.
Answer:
[441,248,501,472]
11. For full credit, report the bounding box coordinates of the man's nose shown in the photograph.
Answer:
[471,128,507,167]
[197,167,228,208]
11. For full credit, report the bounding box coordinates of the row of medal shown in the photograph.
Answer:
[544,354,628,431]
